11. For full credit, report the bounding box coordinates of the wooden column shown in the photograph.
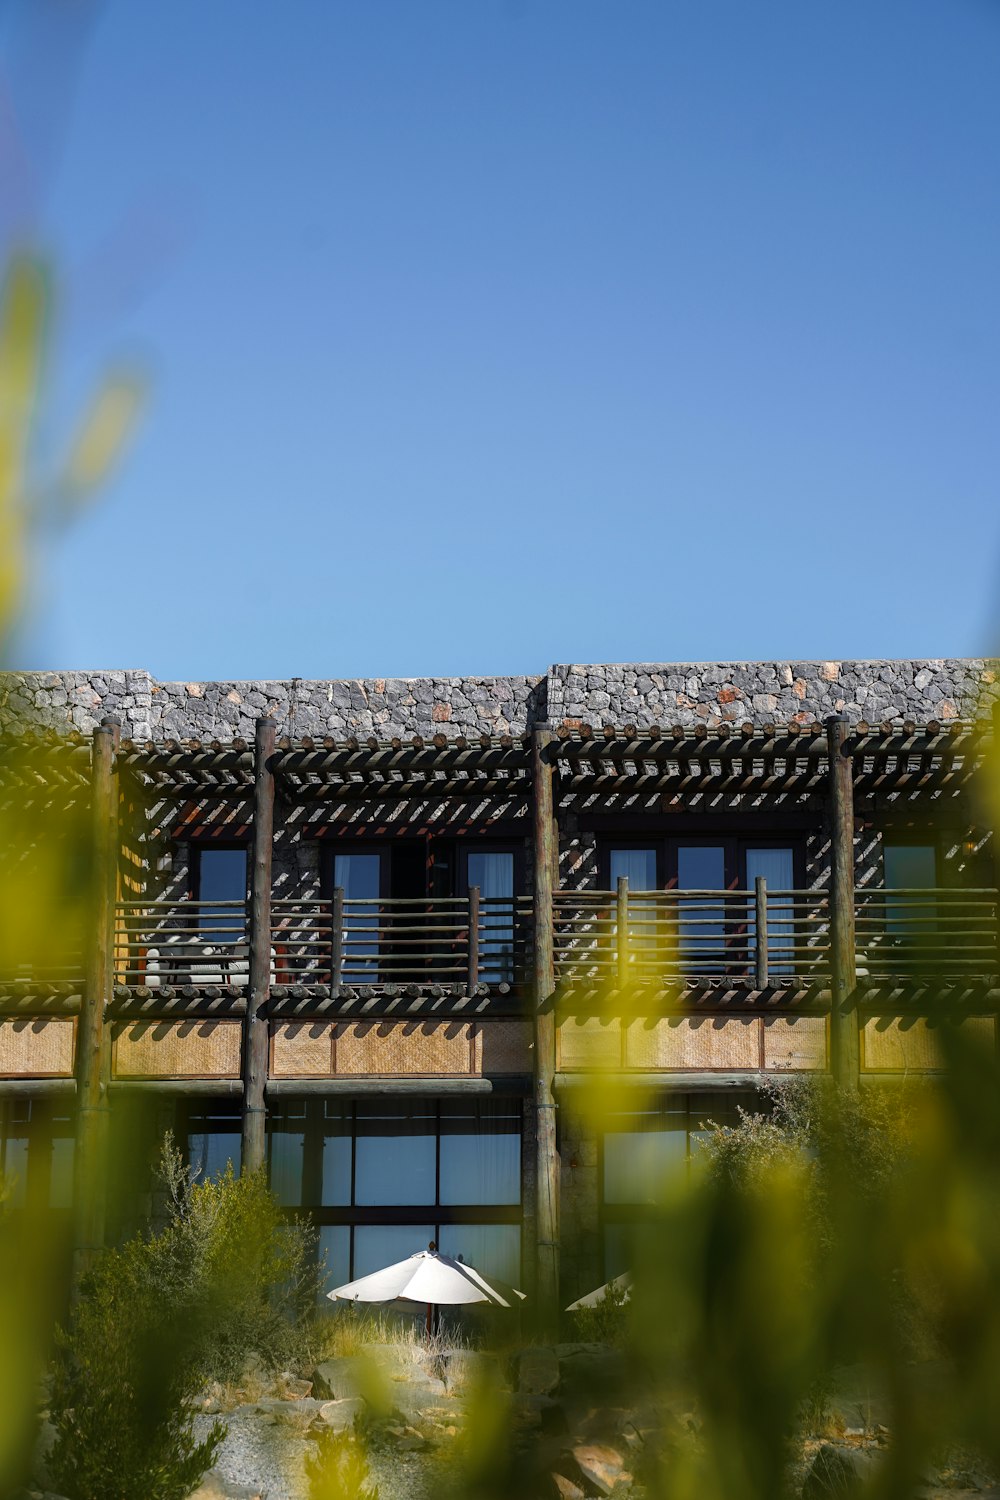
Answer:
[73,719,119,1278]
[532,725,559,1324]
[827,715,860,1087]
[242,716,276,1174]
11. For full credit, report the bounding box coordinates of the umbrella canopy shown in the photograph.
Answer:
[329,1250,525,1309]
[565,1270,632,1312]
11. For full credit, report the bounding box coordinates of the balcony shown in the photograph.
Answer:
[2,887,994,1003]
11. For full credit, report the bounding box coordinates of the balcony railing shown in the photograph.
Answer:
[553,885,999,986]
[271,893,532,989]
[113,900,250,989]
[15,885,993,995]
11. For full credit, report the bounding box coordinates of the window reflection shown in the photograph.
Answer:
[354,1102,436,1206]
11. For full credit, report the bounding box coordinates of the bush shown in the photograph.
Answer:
[48,1135,325,1500]
[569,1275,630,1346]
[48,1234,224,1500]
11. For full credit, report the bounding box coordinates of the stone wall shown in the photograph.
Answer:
[2,658,995,740]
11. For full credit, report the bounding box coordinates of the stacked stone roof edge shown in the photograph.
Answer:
[1,660,996,740]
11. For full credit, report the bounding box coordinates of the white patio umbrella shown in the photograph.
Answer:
[565,1269,632,1312]
[329,1246,525,1334]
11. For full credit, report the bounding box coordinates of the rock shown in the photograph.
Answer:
[254,1396,322,1418]
[570,1442,630,1496]
[314,1397,366,1431]
[803,1444,881,1498]
[310,1357,366,1401]
[519,1347,560,1396]
[552,1474,586,1499]
[281,1376,313,1399]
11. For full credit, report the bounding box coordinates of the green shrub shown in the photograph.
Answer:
[569,1275,630,1346]
[48,1135,325,1500]
[48,1234,224,1500]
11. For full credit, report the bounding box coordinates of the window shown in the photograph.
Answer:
[334,851,384,982]
[602,839,800,977]
[182,1100,241,1181]
[193,846,247,940]
[883,842,938,945]
[463,849,517,984]
[268,1097,522,1292]
[0,1099,75,1211]
[600,1093,761,1278]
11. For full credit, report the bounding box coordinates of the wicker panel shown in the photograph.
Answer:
[862,1016,997,1073]
[764,1016,828,1072]
[557,1017,622,1071]
[113,1020,242,1079]
[0,1018,75,1077]
[271,1022,335,1078]
[477,1021,532,1075]
[624,1016,761,1071]
[334,1021,474,1076]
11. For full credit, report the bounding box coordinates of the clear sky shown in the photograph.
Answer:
[5,0,1000,680]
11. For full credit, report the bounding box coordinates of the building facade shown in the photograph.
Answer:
[1,659,997,1305]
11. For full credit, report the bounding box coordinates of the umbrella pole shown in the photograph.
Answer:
[426,1302,432,1338]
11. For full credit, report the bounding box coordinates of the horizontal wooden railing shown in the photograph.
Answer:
[553,883,999,986]
[854,887,999,978]
[113,900,250,989]
[271,891,534,990]
[8,885,996,994]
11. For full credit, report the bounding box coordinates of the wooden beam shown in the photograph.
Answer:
[532,725,559,1325]
[73,719,119,1280]
[827,715,860,1087]
[242,717,276,1173]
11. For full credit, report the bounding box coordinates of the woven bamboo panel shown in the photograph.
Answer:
[862,1016,996,1073]
[624,1016,761,1071]
[477,1021,532,1075]
[334,1021,474,1076]
[764,1016,828,1071]
[271,1022,335,1078]
[557,1017,622,1071]
[113,1020,242,1078]
[0,1018,75,1077]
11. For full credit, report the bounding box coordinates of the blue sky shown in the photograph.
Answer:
[5,0,1000,679]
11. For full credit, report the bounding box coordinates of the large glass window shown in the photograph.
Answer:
[0,1099,75,1212]
[184,1101,241,1180]
[194,847,246,940]
[677,845,727,971]
[883,843,938,944]
[335,852,383,982]
[467,851,515,983]
[601,1093,759,1277]
[268,1096,522,1293]
[745,846,795,974]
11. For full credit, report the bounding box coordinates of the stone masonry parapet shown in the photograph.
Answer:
[1,659,995,740]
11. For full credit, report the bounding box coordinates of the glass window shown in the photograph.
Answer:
[320,1105,352,1207]
[335,853,383,982]
[269,1106,307,1206]
[884,845,936,888]
[354,1224,436,1280]
[196,848,246,939]
[354,1101,436,1206]
[610,849,657,891]
[187,1105,241,1180]
[745,847,795,975]
[468,851,515,983]
[677,846,726,970]
[603,1112,688,1205]
[439,1101,520,1206]
[438,1224,521,1287]
[318,1225,352,1295]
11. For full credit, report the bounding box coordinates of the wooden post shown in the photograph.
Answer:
[242,717,275,1174]
[532,725,559,1326]
[467,885,480,993]
[827,715,860,1087]
[73,719,119,1279]
[331,886,344,994]
[754,876,769,990]
[616,876,629,987]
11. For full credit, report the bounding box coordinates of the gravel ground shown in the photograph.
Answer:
[193,1407,444,1500]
